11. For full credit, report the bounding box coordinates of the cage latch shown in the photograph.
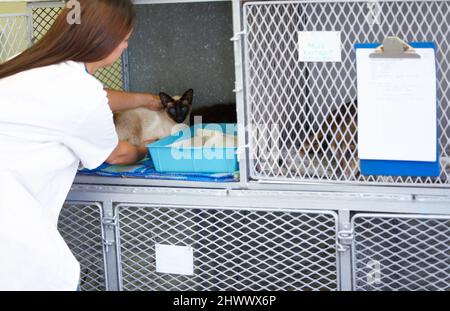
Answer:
[102,216,117,227]
[230,31,246,42]
[337,229,354,252]
[236,143,249,162]
[102,238,115,253]
[102,216,117,253]
[233,81,243,93]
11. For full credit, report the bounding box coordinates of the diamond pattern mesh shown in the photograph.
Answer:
[116,204,339,291]
[58,202,106,291]
[0,14,30,63]
[352,214,450,291]
[94,57,125,91]
[31,7,61,43]
[244,1,450,186]
[31,6,124,90]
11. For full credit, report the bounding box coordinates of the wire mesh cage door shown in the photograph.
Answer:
[58,202,108,291]
[243,0,450,187]
[28,2,127,90]
[0,13,31,62]
[351,213,450,290]
[115,204,341,291]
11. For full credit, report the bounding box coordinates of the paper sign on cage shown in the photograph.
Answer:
[355,38,440,177]
[298,31,342,62]
[155,244,194,276]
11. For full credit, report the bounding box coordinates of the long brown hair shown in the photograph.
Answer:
[0,0,135,79]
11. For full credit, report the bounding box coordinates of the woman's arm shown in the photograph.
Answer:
[105,141,148,165]
[105,89,162,113]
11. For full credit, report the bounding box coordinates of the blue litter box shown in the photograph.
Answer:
[148,123,239,173]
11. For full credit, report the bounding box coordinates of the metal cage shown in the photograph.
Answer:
[30,3,127,90]
[2,0,449,292]
[351,213,450,290]
[243,0,450,187]
[0,3,127,91]
[115,203,340,291]
[0,13,31,62]
[58,202,107,291]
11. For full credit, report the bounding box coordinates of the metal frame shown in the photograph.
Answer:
[101,198,122,291]
[26,1,65,9]
[122,48,130,92]
[74,175,242,189]
[133,0,231,4]
[246,179,450,196]
[68,184,450,215]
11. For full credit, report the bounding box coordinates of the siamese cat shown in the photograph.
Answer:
[114,89,193,147]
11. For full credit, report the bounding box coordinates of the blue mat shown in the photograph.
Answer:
[78,156,239,182]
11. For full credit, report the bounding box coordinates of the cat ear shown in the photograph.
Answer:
[159,92,174,108]
[180,89,194,106]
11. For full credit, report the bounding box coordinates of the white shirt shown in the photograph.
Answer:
[0,61,118,291]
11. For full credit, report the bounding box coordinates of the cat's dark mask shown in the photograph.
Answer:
[159,89,193,124]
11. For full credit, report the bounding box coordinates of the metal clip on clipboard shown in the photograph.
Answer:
[369,36,420,59]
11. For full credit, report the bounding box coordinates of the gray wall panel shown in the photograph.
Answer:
[129,2,236,108]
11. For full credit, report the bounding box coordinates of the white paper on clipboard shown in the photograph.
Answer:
[356,47,437,162]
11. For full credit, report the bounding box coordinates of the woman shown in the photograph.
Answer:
[0,0,157,290]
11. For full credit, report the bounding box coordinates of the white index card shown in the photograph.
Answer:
[155,244,194,276]
[298,31,342,62]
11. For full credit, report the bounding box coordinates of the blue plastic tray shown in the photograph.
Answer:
[147,123,239,173]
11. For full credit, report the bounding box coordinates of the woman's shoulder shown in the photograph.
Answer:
[45,61,107,105]
[56,61,104,90]
[58,62,108,110]
[2,61,103,94]
[1,60,108,112]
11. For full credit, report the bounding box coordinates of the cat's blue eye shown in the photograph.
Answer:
[181,106,188,113]
[169,107,176,115]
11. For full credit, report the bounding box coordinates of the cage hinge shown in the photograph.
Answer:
[233,81,243,93]
[230,31,246,42]
[102,238,115,253]
[337,229,354,252]
[102,216,117,253]
[102,216,118,228]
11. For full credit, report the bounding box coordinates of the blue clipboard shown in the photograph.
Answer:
[355,42,440,177]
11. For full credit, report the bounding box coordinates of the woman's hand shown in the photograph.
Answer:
[143,93,163,111]
[105,141,148,165]
[105,89,163,113]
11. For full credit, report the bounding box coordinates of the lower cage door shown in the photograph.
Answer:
[351,213,450,291]
[58,202,107,291]
[115,204,340,291]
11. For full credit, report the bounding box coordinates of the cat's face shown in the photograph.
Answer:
[159,89,193,124]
